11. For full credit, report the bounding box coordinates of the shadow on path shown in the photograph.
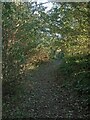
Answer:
[3,60,88,118]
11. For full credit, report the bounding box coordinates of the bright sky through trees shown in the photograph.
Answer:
[33,0,53,11]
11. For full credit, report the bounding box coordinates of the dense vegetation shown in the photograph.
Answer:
[2,2,90,118]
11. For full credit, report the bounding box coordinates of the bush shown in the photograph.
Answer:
[56,54,90,96]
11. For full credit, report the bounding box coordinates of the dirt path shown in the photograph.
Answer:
[4,60,88,118]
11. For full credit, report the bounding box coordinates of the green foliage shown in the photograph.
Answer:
[57,54,90,99]
[2,2,51,96]
[3,1,89,91]
[2,3,33,96]
[54,2,90,98]
[2,2,89,117]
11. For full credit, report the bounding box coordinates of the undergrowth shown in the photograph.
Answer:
[57,54,90,104]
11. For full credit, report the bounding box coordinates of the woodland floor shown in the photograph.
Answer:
[3,60,89,119]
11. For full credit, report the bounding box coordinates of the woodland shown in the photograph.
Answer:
[2,2,90,118]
